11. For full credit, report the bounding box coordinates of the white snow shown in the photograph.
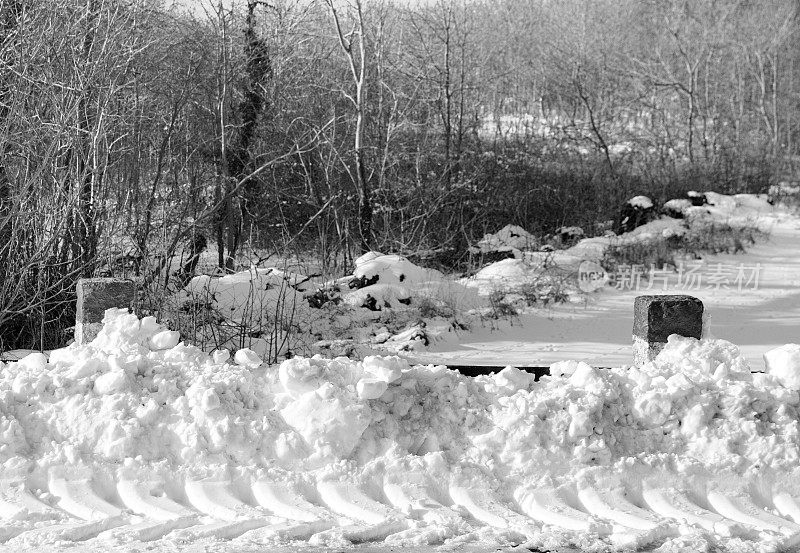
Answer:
[362,355,404,383]
[180,267,311,359]
[149,330,180,350]
[354,253,443,287]
[342,282,412,309]
[422,192,786,370]
[765,344,800,390]
[628,195,653,209]
[356,378,389,400]
[338,253,484,316]
[663,198,692,215]
[469,224,537,256]
[233,348,262,368]
[1,307,800,550]
[769,181,800,199]
[2,191,800,551]
[557,225,584,237]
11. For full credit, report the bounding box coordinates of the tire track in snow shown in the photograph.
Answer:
[3,470,800,550]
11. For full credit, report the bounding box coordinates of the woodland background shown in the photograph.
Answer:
[0,0,798,350]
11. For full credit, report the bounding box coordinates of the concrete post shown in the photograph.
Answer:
[75,278,136,345]
[633,295,703,365]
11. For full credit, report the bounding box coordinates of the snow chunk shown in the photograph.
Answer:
[17,352,47,372]
[362,355,406,383]
[653,335,751,383]
[356,378,388,400]
[663,198,692,216]
[491,366,534,395]
[212,349,230,364]
[550,359,589,378]
[279,391,370,462]
[569,363,606,395]
[765,344,800,390]
[94,370,128,395]
[343,283,412,310]
[279,357,326,396]
[149,329,180,350]
[632,391,672,428]
[234,348,262,368]
[354,251,383,266]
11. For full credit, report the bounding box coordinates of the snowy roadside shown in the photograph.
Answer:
[170,191,789,372]
[3,308,800,552]
[5,192,791,372]
[2,192,800,552]
[413,193,800,371]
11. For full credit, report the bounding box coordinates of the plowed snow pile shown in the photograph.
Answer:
[3,309,800,551]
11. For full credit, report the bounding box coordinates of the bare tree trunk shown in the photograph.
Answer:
[772,49,780,157]
[0,1,22,283]
[76,0,100,276]
[327,0,372,253]
[454,33,466,184]
[686,73,696,165]
[214,0,271,271]
[575,76,613,174]
[0,1,21,227]
[175,232,207,288]
[441,7,452,189]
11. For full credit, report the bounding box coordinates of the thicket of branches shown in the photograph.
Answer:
[1,0,799,350]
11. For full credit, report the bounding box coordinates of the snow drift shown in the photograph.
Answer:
[2,309,800,550]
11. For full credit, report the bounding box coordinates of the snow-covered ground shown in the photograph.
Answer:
[2,308,800,552]
[415,193,799,371]
[156,190,791,371]
[3,193,800,552]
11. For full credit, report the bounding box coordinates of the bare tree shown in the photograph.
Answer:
[325,0,373,253]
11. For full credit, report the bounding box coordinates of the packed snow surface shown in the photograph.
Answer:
[3,310,800,551]
[426,192,788,369]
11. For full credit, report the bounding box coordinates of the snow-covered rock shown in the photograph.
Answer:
[469,224,537,256]
[353,254,442,287]
[662,198,692,218]
[628,195,653,209]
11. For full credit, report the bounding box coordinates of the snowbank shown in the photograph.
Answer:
[353,252,443,287]
[341,253,484,312]
[180,268,311,359]
[4,310,800,549]
[469,224,537,257]
[462,192,772,298]
[4,309,800,482]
